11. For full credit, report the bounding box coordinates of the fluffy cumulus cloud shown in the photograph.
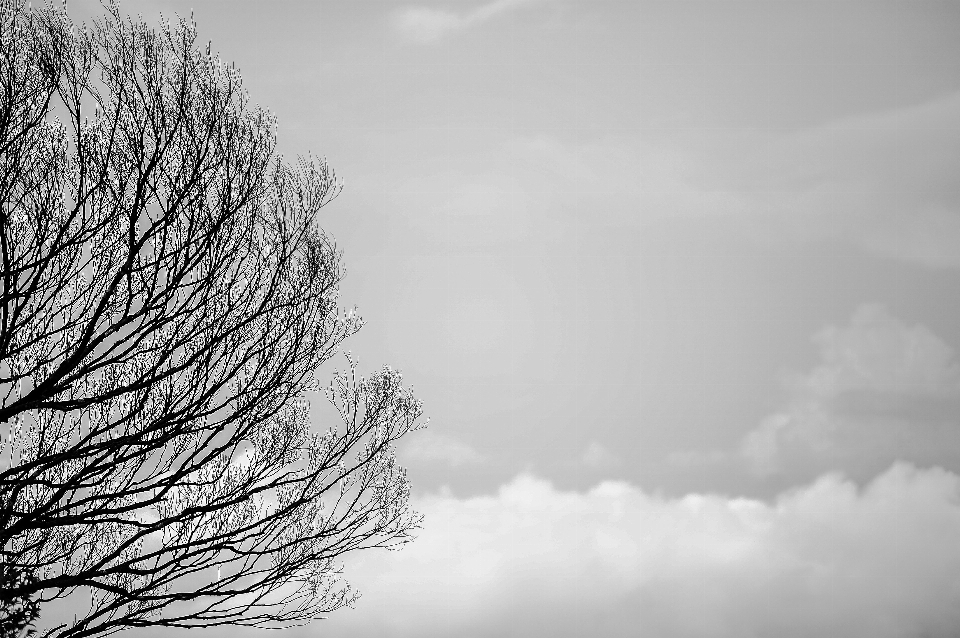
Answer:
[804,304,960,396]
[393,0,545,44]
[741,304,960,477]
[313,464,960,638]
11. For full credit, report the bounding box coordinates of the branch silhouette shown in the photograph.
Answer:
[0,3,425,637]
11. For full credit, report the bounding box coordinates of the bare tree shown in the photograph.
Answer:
[0,3,425,637]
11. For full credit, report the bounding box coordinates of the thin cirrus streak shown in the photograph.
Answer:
[392,0,549,44]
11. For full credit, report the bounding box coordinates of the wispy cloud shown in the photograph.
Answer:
[393,0,545,44]
[401,431,485,466]
[580,441,621,469]
[372,134,642,255]
[642,92,960,269]
[770,92,960,269]
[319,465,960,637]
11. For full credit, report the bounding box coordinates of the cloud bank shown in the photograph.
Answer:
[317,463,960,638]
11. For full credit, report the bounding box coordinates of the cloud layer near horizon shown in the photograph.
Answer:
[319,463,960,638]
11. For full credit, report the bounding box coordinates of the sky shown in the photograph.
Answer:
[65,1,960,636]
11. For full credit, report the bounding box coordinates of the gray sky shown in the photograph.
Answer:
[71,1,960,636]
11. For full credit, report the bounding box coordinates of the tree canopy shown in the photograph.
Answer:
[0,3,425,637]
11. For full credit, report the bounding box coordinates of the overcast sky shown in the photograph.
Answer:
[69,1,960,636]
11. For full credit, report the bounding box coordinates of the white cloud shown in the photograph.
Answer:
[312,464,960,638]
[393,0,545,44]
[741,304,960,476]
